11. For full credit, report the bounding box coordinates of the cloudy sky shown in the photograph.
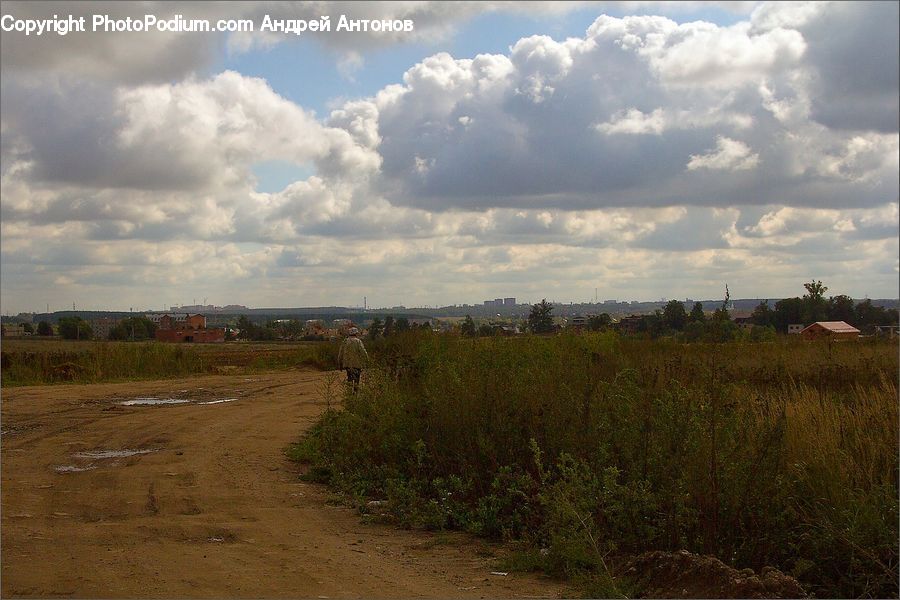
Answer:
[1,1,897,313]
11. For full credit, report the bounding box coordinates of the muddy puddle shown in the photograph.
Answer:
[56,448,160,474]
[73,449,157,459]
[120,397,191,406]
[54,465,98,473]
[119,395,239,406]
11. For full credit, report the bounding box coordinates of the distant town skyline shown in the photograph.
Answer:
[2,1,898,316]
[7,290,899,318]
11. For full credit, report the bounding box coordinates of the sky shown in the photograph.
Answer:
[1,1,898,313]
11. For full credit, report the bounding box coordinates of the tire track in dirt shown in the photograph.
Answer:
[1,370,565,599]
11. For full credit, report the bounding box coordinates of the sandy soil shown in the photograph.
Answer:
[1,370,565,599]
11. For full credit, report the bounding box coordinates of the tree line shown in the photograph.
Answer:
[19,280,899,342]
[462,281,898,341]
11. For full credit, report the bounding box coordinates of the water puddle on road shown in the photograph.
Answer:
[55,448,160,473]
[119,396,239,406]
[73,448,158,459]
[55,465,98,473]
[198,398,238,405]
[120,397,191,406]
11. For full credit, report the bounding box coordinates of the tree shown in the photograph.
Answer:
[706,316,738,342]
[383,316,395,337]
[748,325,776,342]
[662,300,688,331]
[270,319,304,340]
[588,313,612,331]
[828,295,856,324]
[643,311,666,338]
[368,317,384,340]
[682,320,705,342]
[37,321,53,336]
[109,316,157,341]
[855,299,899,333]
[236,315,254,340]
[395,317,410,334]
[528,299,555,334]
[802,279,829,323]
[751,300,775,328]
[22,322,34,334]
[235,315,276,341]
[460,315,477,337]
[718,284,731,320]
[58,317,92,340]
[803,280,828,300]
[773,297,804,333]
[690,302,706,323]
[256,326,278,341]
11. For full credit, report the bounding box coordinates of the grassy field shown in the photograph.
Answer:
[0,339,337,386]
[293,331,899,598]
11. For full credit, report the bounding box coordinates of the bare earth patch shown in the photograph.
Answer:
[1,370,563,599]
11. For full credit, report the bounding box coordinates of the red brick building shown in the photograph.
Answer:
[155,313,224,343]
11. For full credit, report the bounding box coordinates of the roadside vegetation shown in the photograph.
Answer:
[291,330,899,599]
[0,340,337,386]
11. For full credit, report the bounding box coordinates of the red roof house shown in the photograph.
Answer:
[799,321,860,341]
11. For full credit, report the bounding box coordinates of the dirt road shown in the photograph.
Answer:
[1,370,565,599]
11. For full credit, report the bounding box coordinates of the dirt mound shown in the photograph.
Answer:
[625,550,807,599]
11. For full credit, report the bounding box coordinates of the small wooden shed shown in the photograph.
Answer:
[799,321,860,341]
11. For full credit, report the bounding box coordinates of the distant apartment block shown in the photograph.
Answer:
[484,298,516,307]
[167,304,248,313]
[90,317,119,340]
[171,304,216,313]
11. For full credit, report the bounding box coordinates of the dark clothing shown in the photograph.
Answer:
[345,367,361,391]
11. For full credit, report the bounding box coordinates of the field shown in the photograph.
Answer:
[296,332,899,598]
[0,339,338,386]
[3,332,897,598]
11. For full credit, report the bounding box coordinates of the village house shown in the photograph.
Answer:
[569,316,589,331]
[1,323,27,338]
[732,316,755,330]
[305,319,326,337]
[614,315,643,335]
[799,321,860,341]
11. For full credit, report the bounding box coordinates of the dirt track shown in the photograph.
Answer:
[1,370,565,599]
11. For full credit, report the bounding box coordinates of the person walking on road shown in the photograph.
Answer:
[337,327,368,392]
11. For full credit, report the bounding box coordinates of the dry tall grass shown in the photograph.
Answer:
[296,332,899,598]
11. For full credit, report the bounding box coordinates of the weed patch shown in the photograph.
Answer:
[291,332,899,598]
[1,340,338,386]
